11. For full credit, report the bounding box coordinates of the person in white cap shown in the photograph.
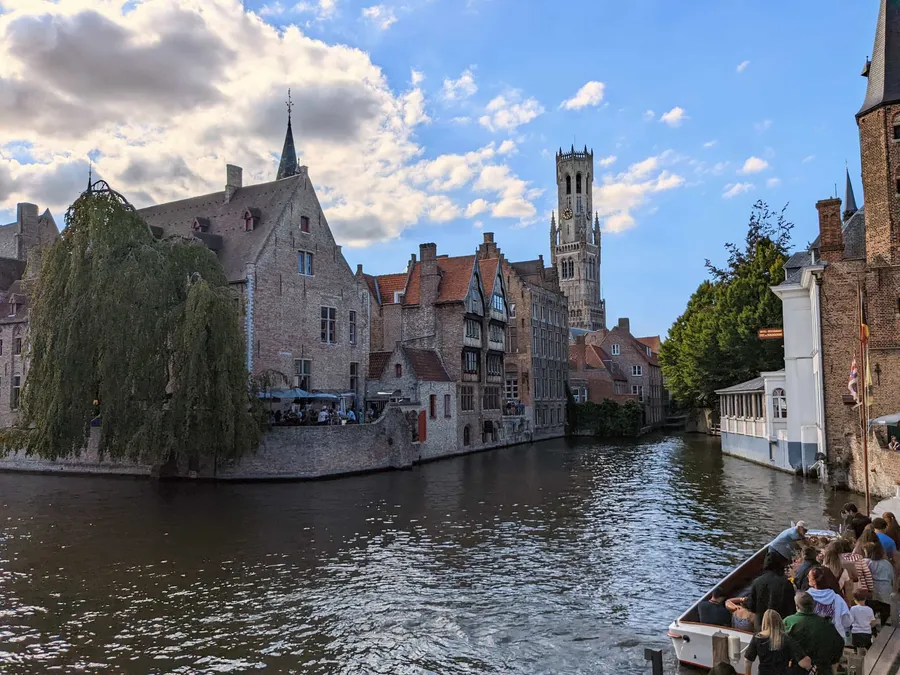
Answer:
[769,521,810,568]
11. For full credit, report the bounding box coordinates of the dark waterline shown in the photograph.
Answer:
[0,435,848,674]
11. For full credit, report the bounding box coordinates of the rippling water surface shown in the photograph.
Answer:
[0,435,847,674]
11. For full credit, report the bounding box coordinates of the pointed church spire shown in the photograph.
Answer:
[859,0,900,117]
[277,89,299,180]
[844,165,859,221]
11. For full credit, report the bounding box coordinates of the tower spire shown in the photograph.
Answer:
[859,0,900,117]
[844,164,859,221]
[276,88,299,180]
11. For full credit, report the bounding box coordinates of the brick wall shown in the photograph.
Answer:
[250,184,370,397]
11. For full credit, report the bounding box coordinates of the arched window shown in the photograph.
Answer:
[565,175,571,195]
[576,173,582,194]
[772,388,787,419]
[463,425,471,446]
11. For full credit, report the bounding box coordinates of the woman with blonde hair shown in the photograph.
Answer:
[744,610,811,675]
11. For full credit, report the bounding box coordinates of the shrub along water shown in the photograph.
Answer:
[568,399,644,438]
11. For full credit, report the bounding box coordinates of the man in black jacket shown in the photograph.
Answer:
[746,552,796,630]
[842,502,871,539]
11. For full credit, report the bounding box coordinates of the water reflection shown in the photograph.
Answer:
[0,434,846,674]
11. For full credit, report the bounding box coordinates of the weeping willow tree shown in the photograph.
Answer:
[4,184,260,466]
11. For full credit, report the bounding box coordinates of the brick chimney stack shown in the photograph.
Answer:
[816,197,843,263]
[617,317,630,334]
[477,232,499,259]
[419,243,440,304]
[225,164,242,203]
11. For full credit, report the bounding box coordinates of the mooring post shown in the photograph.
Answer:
[711,631,729,667]
[644,648,663,675]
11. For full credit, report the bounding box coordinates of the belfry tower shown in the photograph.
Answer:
[550,145,606,330]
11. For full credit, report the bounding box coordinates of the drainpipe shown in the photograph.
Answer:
[246,264,256,374]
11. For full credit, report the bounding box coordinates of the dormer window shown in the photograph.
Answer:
[243,208,261,232]
[192,217,210,232]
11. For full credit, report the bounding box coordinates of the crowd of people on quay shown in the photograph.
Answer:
[267,400,360,426]
[697,503,900,675]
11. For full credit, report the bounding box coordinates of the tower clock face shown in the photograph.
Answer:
[562,208,573,220]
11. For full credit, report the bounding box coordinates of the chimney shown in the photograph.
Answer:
[617,317,630,334]
[225,164,243,203]
[16,203,38,231]
[816,197,843,263]
[356,263,363,275]
[477,232,499,259]
[419,243,440,304]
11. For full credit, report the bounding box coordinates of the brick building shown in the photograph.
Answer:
[475,233,569,439]
[809,0,900,496]
[138,111,370,401]
[0,203,59,427]
[550,147,606,330]
[364,238,510,449]
[570,318,665,427]
[568,334,632,405]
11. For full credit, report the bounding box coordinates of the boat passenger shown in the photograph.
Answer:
[882,511,900,548]
[784,591,846,675]
[747,552,796,631]
[873,517,897,562]
[725,596,755,631]
[698,587,732,628]
[864,541,894,625]
[744,610,811,675]
[769,522,809,568]
[792,547,820,591]
[807,567,852,633]
[842,503,871,539]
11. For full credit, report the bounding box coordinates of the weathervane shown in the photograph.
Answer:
[286,88,293,120]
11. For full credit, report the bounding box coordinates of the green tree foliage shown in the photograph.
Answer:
[660,200,792,409]
[568,399,643,438]
[4,188,259,465]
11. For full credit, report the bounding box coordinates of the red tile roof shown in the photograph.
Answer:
[375,273,409,305]
[636,336,661,354]
[478,258,499,296]
[403,347,451,381]
[368,351,392,378]
[403,255,478,306]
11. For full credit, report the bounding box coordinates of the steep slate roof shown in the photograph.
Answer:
[0,258,26,292]
[368,351,392,379]
[137,175,302,283]
[715,376,765,395]
[845,168,859,219]
[859,0,900,117]
[403,347,451,381]
[277,114,299,180]
[807,209,867,264]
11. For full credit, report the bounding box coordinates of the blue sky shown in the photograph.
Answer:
[0,0,881,338]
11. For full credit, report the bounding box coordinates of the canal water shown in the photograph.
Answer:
[0,434,847,674]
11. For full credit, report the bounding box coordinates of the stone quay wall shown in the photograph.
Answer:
[0,407,543,481]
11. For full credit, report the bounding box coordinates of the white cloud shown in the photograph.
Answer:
[465,198,490,218]
[643,110,655,121]
[0,0,531,247]
[473,164,542,220]
[479,91,544,132]
[802,155,816,163]
[703,140,717,148]
[294,0,338,20]
[259,1,286,15]
[660,106,688,127]
[411,70,425,86]
[450,116,471,125]
[497,139,516,155]
[723,182,755,199]
[767,177,781,188]
[755,119,773,134]
[473,220,484,229]
[592,151,685,233]
[736,60,750,73]
[442,68,477,101]
[361,4,396,30]
[597,155,617,167]
[739,156,769,174]
[560,81,605,110]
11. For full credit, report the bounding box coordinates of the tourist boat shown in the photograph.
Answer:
[667,527,836,672]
